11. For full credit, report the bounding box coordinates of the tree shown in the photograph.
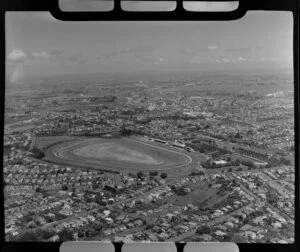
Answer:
[61,185,68,191]
[280,157,292,166]
[58,228,74,241]
[266,189,279,205]
[196,225,211,235]
[146,224,154,230]
[235,159,241,166]
[78,229,85,238]
[243,217,251,224]
[18,231,39,241]
[92,182,98,190]
[254,177,263,187]
[86,197,94,203]
[120,125,132,136]
[95,195,103,205]
[36,187,43,193]
[41,229,56,240]
[31,147,45,159]
[197,170,205,175]
[85,229,93,237]
[235,133,242,139]
[223,232,234,241]
[137,171,144,179]
[160,173,167,179]
[94,224,102,232]
[149,171,158,176]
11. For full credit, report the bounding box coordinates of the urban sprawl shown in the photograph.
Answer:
[4,74,295,243]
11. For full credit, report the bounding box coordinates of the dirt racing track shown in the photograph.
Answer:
[44,137,198,173]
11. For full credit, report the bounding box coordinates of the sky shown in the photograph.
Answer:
[6,11,293,83]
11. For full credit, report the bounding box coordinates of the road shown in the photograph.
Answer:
[16,211,88,238]
[260,173,292,196]
[169,203,253,242]
[226,173,294,222]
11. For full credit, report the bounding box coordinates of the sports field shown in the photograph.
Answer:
[73,142,164,165]
[43,136,200,174]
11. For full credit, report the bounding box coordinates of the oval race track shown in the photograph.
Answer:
[44,137,198,173]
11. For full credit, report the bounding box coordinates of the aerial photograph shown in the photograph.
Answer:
[4,11,294,243]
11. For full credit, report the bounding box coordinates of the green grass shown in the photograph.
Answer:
[35,136,77,150]
[166,181,220,207]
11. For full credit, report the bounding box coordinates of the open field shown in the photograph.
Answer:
[74,142,165,165]
[42,136,201,174]
[167,180,219,208]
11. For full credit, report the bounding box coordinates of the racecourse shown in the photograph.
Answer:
[43,136,199,173]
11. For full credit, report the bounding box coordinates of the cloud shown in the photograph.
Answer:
[215,56,249,63]
[227,46,252,52]
[154,57,168,65]
[77,58,88,64]
[123,45,157,54]
[49,50,64,57]
[181,48,196,57]
[135,55,168,65]
[216,58,233,63]
[31,50,64,61]
[98,45,157,60]
[237,56,247,61]
[32,51,52,60]
[182,59,197,64]
[67,53,82,62]
[97,51,121,60]
[8,49,27,62]
[134,54,152,62]
[208,45,218,50]
[259,57,279,61]
[10,64,24,83]
[227,46,264,52]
